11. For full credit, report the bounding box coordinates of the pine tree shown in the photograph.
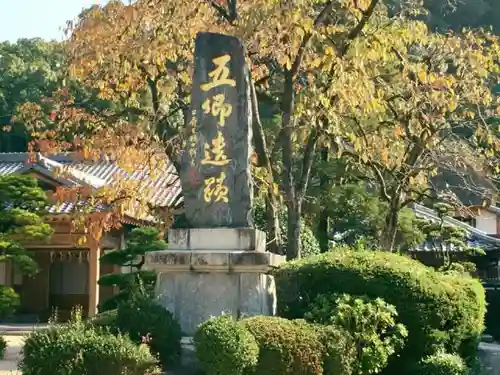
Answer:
[0,174,53,317]
[98,227,167,312]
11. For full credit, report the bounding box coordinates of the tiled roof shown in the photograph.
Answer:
[0,162,24,175]
[412,203,500,251]
[0,152,182,220]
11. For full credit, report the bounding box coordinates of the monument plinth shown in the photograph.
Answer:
[145,32,284,336]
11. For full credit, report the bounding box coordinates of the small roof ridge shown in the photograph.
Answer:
[0,152,76,163]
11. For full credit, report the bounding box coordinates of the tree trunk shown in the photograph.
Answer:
[265,192,282,254]
[286,199,302,260]
[380,195,400,251]
[248,74,282,253]
[318,146,330,252]
[281,72,299,259]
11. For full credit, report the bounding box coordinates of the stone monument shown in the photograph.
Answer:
[145,32,284,336]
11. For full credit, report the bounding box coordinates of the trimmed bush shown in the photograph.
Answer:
[0,285,20,318]
[19,310,160,375]
[194,315,259,375]
[242,316,327,375]
[274,249,486,373]
[116,294,182,367]
[418,352,468,375]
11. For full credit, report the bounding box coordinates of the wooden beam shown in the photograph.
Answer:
[14,233,121,249]
[88,245,100,317]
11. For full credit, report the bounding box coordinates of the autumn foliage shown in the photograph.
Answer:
[16,0,500,257]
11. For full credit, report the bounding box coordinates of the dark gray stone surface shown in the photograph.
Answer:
[180,32,253,228]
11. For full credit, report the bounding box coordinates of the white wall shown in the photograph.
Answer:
[476,210,498,234]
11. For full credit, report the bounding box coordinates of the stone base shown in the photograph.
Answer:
[145,228,284,335]
[167,228,266,252]
[145,249,284,335]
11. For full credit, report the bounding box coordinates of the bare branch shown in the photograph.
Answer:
[291,0,335,77]
[340,0,381,55]
[297,128,319,199]
[207,0,233,23]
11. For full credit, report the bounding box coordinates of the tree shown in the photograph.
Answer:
[56,0,392,259]
[316,183,426,250]
[98,227,167,312]
[22,0,500,259]
[254,198,321,257]
[0,175,53,275]
[0,39,66,152]
[329,21,500,250]
[415,202,484,272]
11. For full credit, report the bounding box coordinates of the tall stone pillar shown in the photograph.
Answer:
[145,32,284,335]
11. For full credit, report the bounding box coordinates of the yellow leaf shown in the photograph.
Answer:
[273,183,279,196]
[417,71,427,82]
[448,100,458,112]
[325,46,335,56]
[310,57,322,68]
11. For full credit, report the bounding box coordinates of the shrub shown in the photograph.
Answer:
[316,324,356,375]
[116,294,182,367]
[0,285,20,318]
[306,293,407,375]
[254,199,320,257]
[0,336,7,359]
[19,309,160,375]
[418,352,468,375]
[194,315,259,375]
[274,249,486,373]
[89,309,117,330]
[242,316,326,375]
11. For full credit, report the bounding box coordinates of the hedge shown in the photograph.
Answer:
[194,314,357,375]
[194,315,259,375]
[242,316,354,375]
[273,249,486,373]
[242,316,324,375]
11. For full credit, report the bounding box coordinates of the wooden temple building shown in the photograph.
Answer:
[2,150,500,321]
[0,152,181,321]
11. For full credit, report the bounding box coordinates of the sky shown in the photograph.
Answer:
[0,0,112,43]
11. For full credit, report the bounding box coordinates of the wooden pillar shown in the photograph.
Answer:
[88,245,100,317]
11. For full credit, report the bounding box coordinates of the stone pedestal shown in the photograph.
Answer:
[144,228,284,335]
